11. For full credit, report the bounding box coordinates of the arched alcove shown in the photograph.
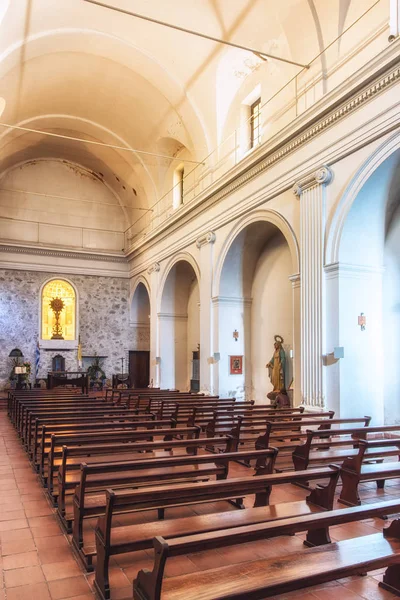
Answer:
[130,281,151,352]
[159,260,200,390]
[216,220,295,403]
[337,149,400,425]
[41,278,76,341]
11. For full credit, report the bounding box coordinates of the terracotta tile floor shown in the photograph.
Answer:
[0,404,399,600]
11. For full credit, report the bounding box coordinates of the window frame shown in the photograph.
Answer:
[250,98,261,149]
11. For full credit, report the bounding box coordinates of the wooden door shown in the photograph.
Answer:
[129,351,150,389]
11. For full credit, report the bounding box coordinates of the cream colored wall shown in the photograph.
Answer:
[0,159,126,252]
[251,234,293,403]
[187,280,200,386]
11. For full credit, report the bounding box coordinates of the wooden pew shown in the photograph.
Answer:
[158,399,241,421]
[7,388,82,416]
[29,409,151,462]
[293,427,400,470]
[133,498,400,600]
[144,395,225,416]
[57,435,235,531]
[94,465,339,599]
[39,420,182,488]
[72,448,278,570]
[205,414,365,461]
[182,404,308,430]
[11,394,92,426]
[339,438,400,506]
[16,398,108,435]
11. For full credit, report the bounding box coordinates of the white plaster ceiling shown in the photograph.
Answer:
[0,0,378,229]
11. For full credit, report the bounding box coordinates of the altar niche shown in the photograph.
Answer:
[216,220,295,403]
[42,279,76,341]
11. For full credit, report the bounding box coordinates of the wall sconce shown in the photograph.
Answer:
[233,330,239,342]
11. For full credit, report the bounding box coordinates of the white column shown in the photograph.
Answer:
[147,262,160,387]
[289,273,301,406]
[196,231,216,394]
[293,166,332,409]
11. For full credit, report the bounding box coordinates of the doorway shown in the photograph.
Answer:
[129,350,150,388]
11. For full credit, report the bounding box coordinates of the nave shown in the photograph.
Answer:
[1,390,400,600]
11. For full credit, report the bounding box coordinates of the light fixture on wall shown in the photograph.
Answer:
[358,313,366,331]
[233,330,239,342]
[9,348,24,365]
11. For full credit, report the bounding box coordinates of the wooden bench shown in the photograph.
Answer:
[147,397,232,418]
[158,399,242,421]
[206,414,364,461]
[339,438,400,506]
[29,409,151,461]
[131,394,217,413]
[94,465,339,600]
[57,435,235,530]
[11,394,93,427]
[184,404,309,430]
[293,427,400,471]
[16,398,109,436]
[8,389,84,417]
[72,448,278,570]
[40,421,184,490]
[133,498,400,600]
[29,410,155,461]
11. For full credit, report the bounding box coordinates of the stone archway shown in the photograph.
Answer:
[333,148,400,425]
[215,219,297,403]
[159,260,200,390]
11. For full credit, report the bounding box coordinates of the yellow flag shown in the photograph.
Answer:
[77,336,82,367]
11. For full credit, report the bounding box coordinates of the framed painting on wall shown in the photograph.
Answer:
[230,355,243,375]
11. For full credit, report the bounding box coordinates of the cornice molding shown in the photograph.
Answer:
[157,312,188,321]
[325,262,385,279]
[0,259,130,279]
[147,262,160,274]
[0,243,127,263]
[293,166,333,196]
[126,48,400,259]
[212,296,253,307]
[196,231,216,249]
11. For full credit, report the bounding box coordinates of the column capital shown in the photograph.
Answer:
[289,273,301,289]
[147,262,160,275]
[196,231,216,248]
[293,165,333,197]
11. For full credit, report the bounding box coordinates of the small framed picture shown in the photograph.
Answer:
[230,355,243,375]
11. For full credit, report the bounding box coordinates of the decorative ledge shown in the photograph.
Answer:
[196,231,216,248]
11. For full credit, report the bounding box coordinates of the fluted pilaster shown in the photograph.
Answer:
[293,166,332,408]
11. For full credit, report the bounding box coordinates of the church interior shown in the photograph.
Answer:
[1,1,400,599]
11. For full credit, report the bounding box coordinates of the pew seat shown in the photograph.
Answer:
[133,499,400,600]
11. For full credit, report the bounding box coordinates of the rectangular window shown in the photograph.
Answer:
[173,165,185,209]
[250,98,261,148]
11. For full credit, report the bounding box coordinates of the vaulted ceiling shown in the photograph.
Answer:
[0,0,382,234]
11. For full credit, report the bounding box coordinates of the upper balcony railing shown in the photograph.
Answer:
[124,1,390,250]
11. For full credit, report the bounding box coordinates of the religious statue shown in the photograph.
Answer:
[266,335,286,392]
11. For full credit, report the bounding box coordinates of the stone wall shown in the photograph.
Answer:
[0,269,130,389]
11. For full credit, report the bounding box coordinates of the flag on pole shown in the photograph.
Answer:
[77,335,82,369]
[35,340,40,380]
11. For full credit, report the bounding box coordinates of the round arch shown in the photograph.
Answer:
[326,130,400,265]
[157,252,201,313]
[130,274,151,309]
[213,209,299,298]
